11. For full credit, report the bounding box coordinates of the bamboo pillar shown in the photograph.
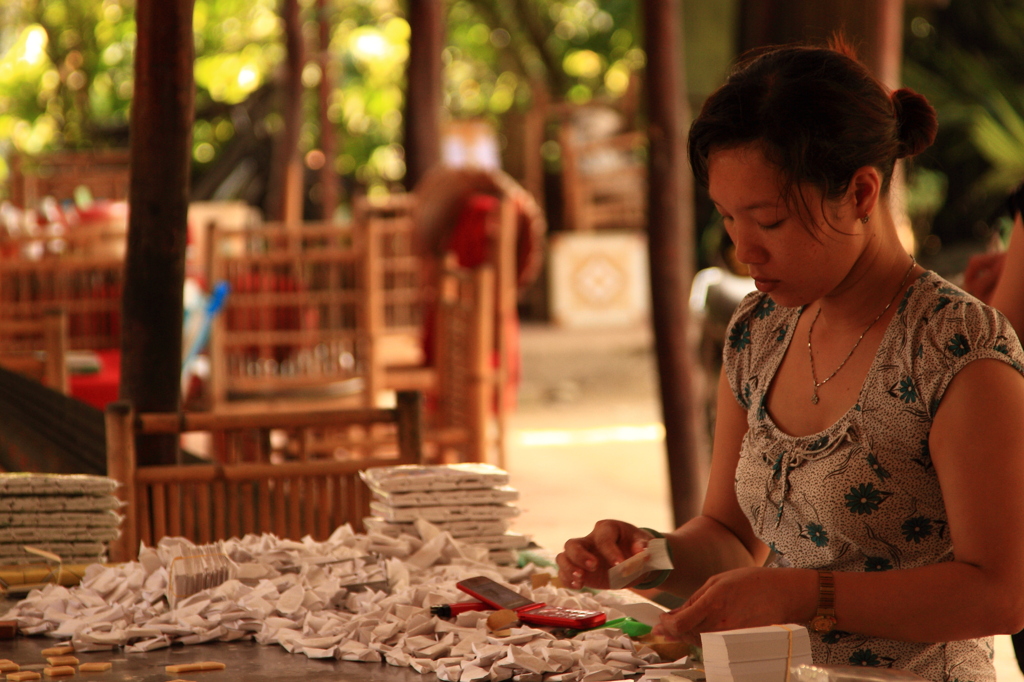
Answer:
[317,0,340,220]
[643,0,705,525]
[267,0,305,225]
[739,0,905,87]
[122,0,195,466]
[105,401,138,562]
[403,0,444,190]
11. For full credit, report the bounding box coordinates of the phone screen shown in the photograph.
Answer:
[457,576,536,611]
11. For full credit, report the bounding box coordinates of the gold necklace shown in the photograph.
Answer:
[807,256,916,405]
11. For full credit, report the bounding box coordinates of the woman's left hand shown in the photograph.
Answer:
[651,567,815,644]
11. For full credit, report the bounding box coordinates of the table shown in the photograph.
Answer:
[0,631,431,682]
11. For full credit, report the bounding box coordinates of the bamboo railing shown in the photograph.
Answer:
[105,391,423,562]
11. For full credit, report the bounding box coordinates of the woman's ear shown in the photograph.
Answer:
[850,166,882,222]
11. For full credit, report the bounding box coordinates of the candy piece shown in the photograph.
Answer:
[165,662,226,674]
[638,634,690,662]
[7,672,41,682]
[43,668,76,679]
[0,663,18,674]
[44,658,78,667]
[79,663,112,673]
[39,648,73,657]
[486,609,519,631]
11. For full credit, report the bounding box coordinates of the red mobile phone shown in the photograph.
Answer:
[456,576,607,629]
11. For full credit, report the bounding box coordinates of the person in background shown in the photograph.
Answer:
[558,40,1024,682]
[963,184,1024,335]
[963,186,1024,675]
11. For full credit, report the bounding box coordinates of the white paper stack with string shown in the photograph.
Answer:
[701,624,813,682]
[360,463,530,564]
[0,473,122,566]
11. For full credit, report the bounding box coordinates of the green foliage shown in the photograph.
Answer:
[904,0,1024,243]
[0,0,638,202]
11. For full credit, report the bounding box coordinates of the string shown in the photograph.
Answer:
[772,624,795,682]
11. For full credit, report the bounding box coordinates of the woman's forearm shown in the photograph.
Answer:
[659,515,766,598]
[833,561,1024,642]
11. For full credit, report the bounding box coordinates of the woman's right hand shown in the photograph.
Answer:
[556,520,654,590]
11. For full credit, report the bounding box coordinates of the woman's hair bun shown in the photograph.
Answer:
[891,88,938,159]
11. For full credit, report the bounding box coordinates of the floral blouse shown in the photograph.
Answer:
[724,270,1024,682]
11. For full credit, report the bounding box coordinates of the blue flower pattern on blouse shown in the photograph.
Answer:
[897,377,917,404]
[864,556,893,572]
[948,334,970,357]
[805,522,829,547]
[729,320,751,351]
[754,297,776,319]
[866,453,890,480]
[724,279,1024,681]
[844,483,891,515]
[850,649,882,667]
[901,516,933,543]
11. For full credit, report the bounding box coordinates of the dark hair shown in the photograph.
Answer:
[688,40,937,211]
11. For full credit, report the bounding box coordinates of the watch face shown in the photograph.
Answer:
[811,615,837,633]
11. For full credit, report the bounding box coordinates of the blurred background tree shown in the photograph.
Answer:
[5,0,1024,254]
[0,0,641,220]
[903,0,1024,254]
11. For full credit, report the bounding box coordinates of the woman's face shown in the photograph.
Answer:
[707,145,863,308]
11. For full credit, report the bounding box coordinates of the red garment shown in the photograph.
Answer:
[70,349,121,410]
[447,194,498,270]
[422,193,520,413]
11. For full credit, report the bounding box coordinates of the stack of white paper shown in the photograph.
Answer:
[0,473,122,565]
[701,624,813,682]
[360,463,530,563]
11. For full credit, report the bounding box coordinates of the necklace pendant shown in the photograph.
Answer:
[811,391,819,405]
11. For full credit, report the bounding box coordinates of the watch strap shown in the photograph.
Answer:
[811,570,837,633]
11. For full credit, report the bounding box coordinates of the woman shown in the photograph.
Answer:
[557,41,1024,682]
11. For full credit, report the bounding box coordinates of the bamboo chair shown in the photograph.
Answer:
[353,194,426,378]
[0,308,70,394]
[8,149,131,208]
[0,254,123,352]
[207,221,382,412]
[429,264,496,463]
[105,391,424,562]
[354,189,517,466]
[559,121,647,232]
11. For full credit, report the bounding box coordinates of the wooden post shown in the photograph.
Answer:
[317,0,340,220]
[643,0,705,526]
[267,0,305,225]
[739,0,905,87]
[42,308,69,395]
[395,390,424,463]
[470,267,496,465]
[403,0,444,191]
[492,196,516,468]
[362,209,384,406]
[122,0,194,466]
[106,401,138,563]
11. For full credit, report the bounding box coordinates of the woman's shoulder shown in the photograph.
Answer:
[901,269,1024,378]
[905,270,1018,339]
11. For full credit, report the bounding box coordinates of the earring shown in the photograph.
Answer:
[860,214,870,224]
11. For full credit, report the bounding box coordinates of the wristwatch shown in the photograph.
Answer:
[810,570,837,634]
